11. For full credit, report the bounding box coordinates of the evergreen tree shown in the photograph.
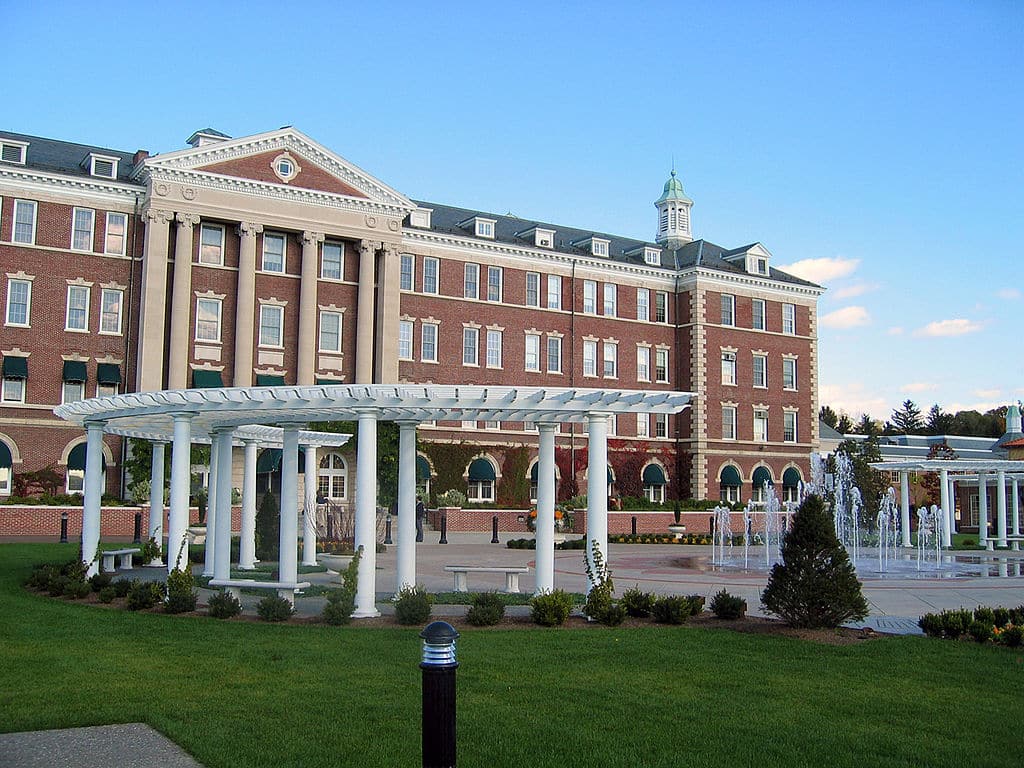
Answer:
[890,399,924,434]
[925,404,954,436]
[762,494,869,628]
[819,405,838,429]
[835,413,854,434]
[854,413,878,436]
[256,491,280,562]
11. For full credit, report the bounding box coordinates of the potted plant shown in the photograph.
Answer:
[436,489,465,513]
[318,537,356,574]
[140,536,163,567]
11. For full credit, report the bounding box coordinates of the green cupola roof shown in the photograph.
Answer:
[655,170,692,204]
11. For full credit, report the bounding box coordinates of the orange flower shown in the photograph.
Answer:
[529,509,537,518]
[555,510,564,520]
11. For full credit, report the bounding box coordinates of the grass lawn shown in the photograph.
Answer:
[1,543,1021,768]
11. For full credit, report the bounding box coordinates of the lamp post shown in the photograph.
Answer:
[420,621,459,768]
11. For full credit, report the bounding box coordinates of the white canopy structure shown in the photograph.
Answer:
[55,384,693,616]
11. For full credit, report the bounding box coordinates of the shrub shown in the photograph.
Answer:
[600,603,626,626]
[256,595,294,622]
[992,608,1011,628]
[710,589,747,620]
[530,589,574,626]
[583,542,618,625]
[687,595,706,615]
[761,494,869,628]
[207,590,242,619]
[974,606,995,626]
[47,575,69,597]
[89,572,113,592]
[393,585,433,625]
[64,580,92,599]
[256,491,280,562]
[97,586,117,604]
[999,625,1023,647]
[918,613,944,637]
[1010,606,1024,625]
[26,564,57,590]
[140,537,162,564]
[165,567,197,614]
[940,609,973,638]
[466,592,506,626]
[652,595,692,625]
[321,548,362,626]
[968,620,993,643]
[113,578,135,598]
[436,489,466,507]
[126,580,164,611]
[621,586,656,618]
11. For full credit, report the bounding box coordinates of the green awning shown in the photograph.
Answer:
[417,455,431,481]
[256,448,282,474]
[468,458,495,482]
[720,465,741,487]
[67,443,106,471]
[607,466,614,483]
[530,462,557,482]
[752,467,773,487]
[782,468,802,487]
[0,441,11,468]
[256,374,285,386]
[96,363,120,384]
[192,369,224,388]
[2,356,28,378]
[316,377,341,385]
[62,360,87,382]
[642,464,667,485]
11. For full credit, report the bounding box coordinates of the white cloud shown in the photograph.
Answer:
[913,318,985,337]
[819,382,888,421]
[974,388,1002,399]
[833,282,879,300]
[997,288,1021,300]
[947,400,1004,414]
[887,326,904,336]
[820,306,870,329]
[900,382,937,394]
[778,256,860,284]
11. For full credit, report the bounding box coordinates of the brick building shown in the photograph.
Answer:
[0,127,822,507]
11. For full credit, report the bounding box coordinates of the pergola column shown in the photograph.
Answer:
[940,468,952,548]
[978,472,990,550]
[297,231,324,385]
[214,429,234,580]
[81,420,106,578]
[147,441,166,563]
[168,213,200,389]
[396,420,418,593]
[899,471,911,547]
[948,475,958,534]
[1012,478,1020,550]
[234,222,262,387]
[996,470,1007,548]
[586,412,609,592]
[238,439,259,569]
[167,414,193,573]
[353,409,380,617]
[279,426,300,587]
[535,423,557,594]
[355,241,377,384]
[202,434,219,577]
[302,444,318,566]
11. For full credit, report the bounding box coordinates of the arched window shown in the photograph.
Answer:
[782,467,802,503]
[642,463,667,504]
[0,440,12,496]
[467,457,496,502]
[529,461,558,502]
[65,442,106,494]
[752,466,773,503]
[719,465,741,504]
[318,452,348,501]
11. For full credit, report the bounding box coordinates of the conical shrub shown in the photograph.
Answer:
[762,494,869,628]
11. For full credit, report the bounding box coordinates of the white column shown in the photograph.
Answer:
[948,475,958,534]
[167,414,192,573]
[168,213,199,389]
[81,421,106,578]
[148,441,166,563]
[302,444,318,566]
[279,427,300,586]
[203,435,219,577]
[586,412,609,592]
[1012,478,1020,539]
[978,473,990,550]
[238,439,259,569]
[297,231,323,385]
[899,471,912,548]
[355,241,377,384]
[996,469,1007,548]
[396,421,418,592]
[535,424,557,594]
[939,467,952,548]
[214,430,234,580]
[354,410,380,617]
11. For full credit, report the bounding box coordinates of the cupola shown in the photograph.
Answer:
[654,170,693,250]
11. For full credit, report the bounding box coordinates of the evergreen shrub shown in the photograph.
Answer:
[652,595,691,624]
[621,586,656,618]
[98,586,117,604]
[710,589,747,620]
[530,590,574,626]
[89,572,113,592]
[127,581,164,611]
[393,585,433,625]
[256,492,280,562]
[466,592,505,626]
[322,548,361,625]
[64,580,92,599]
[256,595,294,622]
[207,590,242,619]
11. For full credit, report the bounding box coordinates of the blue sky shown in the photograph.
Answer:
[4,1,1021,422]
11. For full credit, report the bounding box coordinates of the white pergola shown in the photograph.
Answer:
[870,459,1024,550]
[55,384,693,617]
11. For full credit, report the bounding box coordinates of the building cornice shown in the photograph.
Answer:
[0,168,143,205]
[679,267,825,300]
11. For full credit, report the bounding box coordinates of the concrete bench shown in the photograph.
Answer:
[981,535,1024,552]
[100,548,141,573]
[443,565,530,593]
[208,578,312,606]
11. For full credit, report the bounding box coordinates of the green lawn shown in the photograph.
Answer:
[1,543,1020,768]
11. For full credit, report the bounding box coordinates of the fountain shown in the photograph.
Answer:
[916,504,945,571]
[711,504,733,565]
[876,487,899,573]
[832,452,862,564]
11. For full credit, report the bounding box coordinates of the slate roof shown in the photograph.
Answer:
[844,433,1000,461]
[0,130,139,183]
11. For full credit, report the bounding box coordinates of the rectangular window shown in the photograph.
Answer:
[752,299,766,330]
[423,257,439,294]
[721,351,736,386]
[603,283,617,316]
[66,285,90,331]
[526,272,540,307]
[525,334,540,372]
[13,200,36,244]
[1,141,26,164]
[784,411,797,443]
[783,358,797,390]
[486,329,502,368]
[5,279,30,326]
[199,224,224,265]
[655,349,669,382]
[398,320,414,360]
[754,410,769,442]
[99,288,123,335]
[603,342,617,378]
[463,327,479,366]
[259,305,284,347]
[583,280,597,314]
[721,294,735,326]
[637,413,650,438]
[722,406,737,440]
[421,323,438,362]
[321,242,344,280]
[97,382,118,398]
[783,303,796,335]
[62,380,84,405]
[583,340,597,377]
[654,413,668,438]
[753,354,767,388]
[400,254,414,291]
[547,337,562,373]
[476,219,494,238]
[104,212,127,256]
[2,376,25,404]
[636,346,650,382]
[655,291,668,323]
[464,263,479,299]
[72,208,95,251]
[547,275,561,309]
[262,233,286,273]
[196,298,222,342]
[319,310,342,352]
[637,288,650,321]
[487,266,502,302]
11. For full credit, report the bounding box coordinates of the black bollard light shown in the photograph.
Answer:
[631,516,637,536]
[133,511,142,544]
[384,513,394,545]
[420,621,459,768]
[709,515,714,540]
[490,515,499,544]
[59,510,68,544]
[326,511,334,541]
[439,515,448,545]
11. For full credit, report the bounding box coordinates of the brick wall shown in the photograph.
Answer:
[424,506,726,535]
[0,504,239,538]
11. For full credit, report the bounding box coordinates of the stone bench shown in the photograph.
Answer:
[100,548,141,573]
[986,535,1024,552]
[443,565,530,593]
[208,578,312,606]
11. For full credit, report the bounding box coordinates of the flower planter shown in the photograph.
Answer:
[186,526,207,545]
[318,553,354,573]
[668,523,688,540]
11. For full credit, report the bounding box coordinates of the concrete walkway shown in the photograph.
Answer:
[0,724,204,768]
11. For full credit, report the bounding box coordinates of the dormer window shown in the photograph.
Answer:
[592,238,609,257]
[410,208,433,229]
[475,218,495,239]
[756,257,768,275]
[1,140,28,165]
[644,247,661,266]
[517,226,556,248]
[84,153,119,179]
